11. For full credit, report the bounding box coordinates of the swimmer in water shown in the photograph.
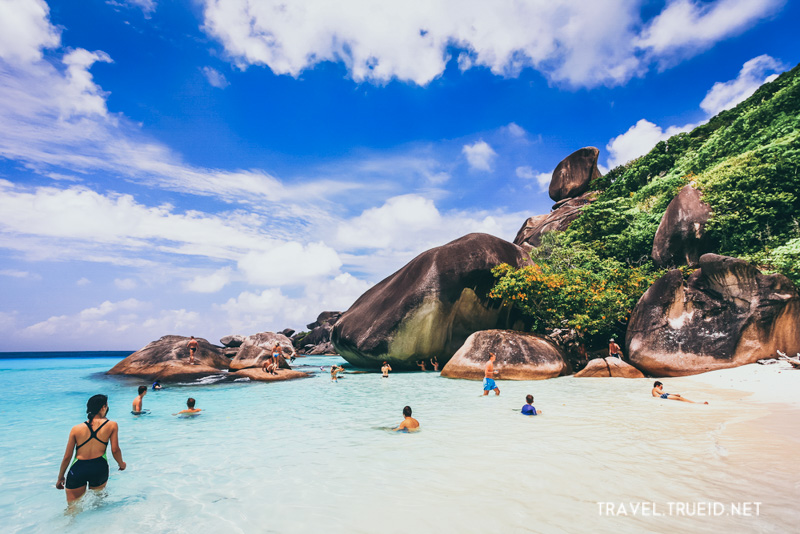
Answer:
[652,381,708,404]
[521,394,541,415]
[56,394,126,503]
[430,356,439,372]
[152,380,163,390]
[131,385,147,415]
[381,361,392,378]
[417,359,427,371]
[393,406,420,432]
[173,397,202,415]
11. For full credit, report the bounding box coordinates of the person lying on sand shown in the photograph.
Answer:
[393,406,420,432]
[652,381,708,404]
[173,397,202,415]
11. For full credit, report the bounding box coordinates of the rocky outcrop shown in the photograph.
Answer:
[280,328,296,338]
[549,147,602,202]
[228,368,309,382]
[652,185,714,268]
[107,336,229,381]
[332,233,532,369]
[220,334,245,348]
[626,254,800,376]
[574,357,645,378]
[293,311,341,353]
[441,330,568,380]
[229,332,295,370]
[514,191,594,249]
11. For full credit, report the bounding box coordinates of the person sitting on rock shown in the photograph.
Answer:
[393,406,420,432]
[521,394,541,415]
[652,381,708,404]
[263,357,278,375]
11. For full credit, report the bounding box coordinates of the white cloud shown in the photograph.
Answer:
[505,122,526,138]
[22,298,144,337]
[106,1,157,17]
[516,166,551,191]
[700,54,784,115]
[114,277,137,290]
[200,0,782,88]
[462,140,497,171]
[606,119,695,169]
[76,277,91,286]
[184,266,233,293]
[237,242,342,287]
[0,268,34,278]
[605,53,786,169]
[201,66,230,89]
[0,0,60,65]
[637,0,783,60]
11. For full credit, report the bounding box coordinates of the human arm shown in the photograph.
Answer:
[109,422,126,470]
[393,420,408,432]
[56,429,77,489]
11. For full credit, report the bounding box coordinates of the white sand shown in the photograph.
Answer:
[682,360,800,407]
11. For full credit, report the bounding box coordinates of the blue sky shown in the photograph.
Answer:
[1,0,798,351]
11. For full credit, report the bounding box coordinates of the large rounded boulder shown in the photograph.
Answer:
[626,254,800,376]
[107,335,229,382]
[574,357,644,378]
[441,330,568,380]
[331,233,532,369]
[651,185,714,268]
[549,147,602,202]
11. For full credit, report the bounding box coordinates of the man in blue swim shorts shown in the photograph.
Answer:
[652,381,708,404]
[483,352,500,396]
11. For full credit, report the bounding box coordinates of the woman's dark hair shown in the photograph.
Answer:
[187,398,196,408]
[403,406,412,417]
[87,394,108,421]
[653,381,663,387]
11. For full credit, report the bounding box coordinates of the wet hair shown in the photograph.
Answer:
[653,381,663,388]
[187,397,196,408]
[526,394,533,404]
[86,394,108,421]
[403,406,412,417]
[138,385,147,395]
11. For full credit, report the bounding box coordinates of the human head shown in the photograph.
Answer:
[653,381,663,388]
[191,336,195,339]
[87,394,108,420]
[138,385,147,395]
[526,394,533,404]
[610,338,615,343]
[403,406,412,417]
[187,397,196,408]
[489,352,496,361]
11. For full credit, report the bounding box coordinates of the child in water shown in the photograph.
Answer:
[521,394,541,415]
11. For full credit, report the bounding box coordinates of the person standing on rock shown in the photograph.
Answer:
[187,336,199,364]
[381,361,392,378]
[608,338,622,360]
[483,353,500,396]
[272,343,283,370]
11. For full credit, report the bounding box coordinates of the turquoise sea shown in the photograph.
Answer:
[1,353,798,533]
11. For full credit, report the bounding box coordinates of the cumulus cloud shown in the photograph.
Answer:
[605,53,786,169]
[237,242,342,286]
[606,119,695,169]
[637,0,783,61]
[700,54,785,115]
[516,166,551,191]
[201,66,230,89]
[200,0,781,87]
[0,268,35,278]
[76,277,91,286]
[462,140,497,171]
[0,0,60,65]
[184,267,233,293]
[106,1,157,17]
[114,277,137,290]
[21,298,144,337]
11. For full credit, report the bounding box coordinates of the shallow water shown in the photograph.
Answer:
[1,355,798,533]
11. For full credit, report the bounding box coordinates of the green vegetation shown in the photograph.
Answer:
[492,63,800,349]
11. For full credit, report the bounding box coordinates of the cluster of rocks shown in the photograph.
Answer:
[108,334,307,383]
[291,312,341,355]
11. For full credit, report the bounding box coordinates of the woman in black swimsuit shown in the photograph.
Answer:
[56,394,126,503]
